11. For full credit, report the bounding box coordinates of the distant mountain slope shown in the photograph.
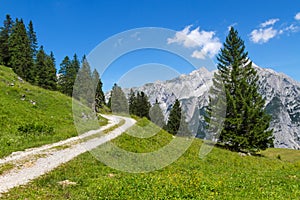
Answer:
[124,65,300,149]
[0,65,101,157]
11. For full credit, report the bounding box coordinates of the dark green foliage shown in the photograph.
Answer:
[128,90,151,119]
[44,51,57,90]
[18,123,54,136]
[73,56,94,107]
[8,18,34,82]
[27,20,38,59]
[35,46,57,90]
[166,99,181,135]
[206,27,273,152]
[135,91,151,118]
[58,54,80,96]
[92,69,105,112]
[34,46,46,83]
[0,14,13,66]
[110,83,128,114]
[128,89,136,114]
[149,99,165,128]
[0,15,57,89]
[107,96,112,109]
[58,56,71,94]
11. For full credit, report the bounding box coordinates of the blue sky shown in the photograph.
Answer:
[1,0,300,91]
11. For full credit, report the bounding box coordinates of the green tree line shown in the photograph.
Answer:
[0,14,105,110]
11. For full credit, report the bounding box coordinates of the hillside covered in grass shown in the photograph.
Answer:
[0,65,106,158]
[3,117,299,199]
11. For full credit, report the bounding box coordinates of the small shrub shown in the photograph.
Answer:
[18,123,54,136]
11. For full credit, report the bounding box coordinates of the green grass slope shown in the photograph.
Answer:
[3,118,299,199]
[0,65,106,158]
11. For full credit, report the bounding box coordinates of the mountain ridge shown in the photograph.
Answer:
[123,64,300,149]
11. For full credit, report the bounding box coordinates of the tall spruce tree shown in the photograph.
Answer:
[8,18,34,81]
[27,20,38,59]
[35,46,46,85]
[58,54,80,96]
[110,83,128,114]
[149,99,165,128]
[206,27,273,152]
[166,99,182,135]
[35,46,56,90]
[0,14,13,66]
[73,56,94,107]
[58,56,71,95]
[128,89,136,115]
[44,51,57,90]
[92,69,105,112]
[135,91,151,119]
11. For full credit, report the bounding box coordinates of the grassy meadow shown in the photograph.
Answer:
[0,65,107,158]
[2,118,299,199]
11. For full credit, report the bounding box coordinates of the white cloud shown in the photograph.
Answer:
[191,50,206,59]
[295,12,300,20]
[250,15,300,44]
[167,25,222,59]
[260,18,279,27]
[250,27,278,44]
[284,24,298,32]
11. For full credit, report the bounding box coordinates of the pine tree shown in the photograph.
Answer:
[8,18,34,82]
[92,69,105,112]
[58,56,71,95]
[44,51,57,90]
[107,95,112,109]
[110,83,128,114]
[73,56,94,107]
[166,99,182,135]
[27,20,38,59]
[71,54,80,75]
[0,14,13,66]
[58,54,80,96]
[135,91,151,119]
[128,89,137,115]
[206,27,273,152]
[35,46,56,89]
[149,99,165,128]
[35,46,47,85]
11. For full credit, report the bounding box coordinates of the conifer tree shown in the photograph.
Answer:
[44,51,57,90]
[166,99,182,135]
[27,20,38,59]
[92,69,105,112]
[149,99,165,128]
[73,56,94,107]
[128,89,137,115]
[206,27,273,152]
[58,56,71,95]
[35,46,47,85]
[0,14,13,66]
[110,83,128,114]
[71,54,80,74]
[58,54,80,96]
[107,96,112,109]
[135,91,151,119]
[35,46,56,89]
[8,18,34,82]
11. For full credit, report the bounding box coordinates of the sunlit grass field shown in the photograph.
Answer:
[3,117,299,199]
[0,65,107,158]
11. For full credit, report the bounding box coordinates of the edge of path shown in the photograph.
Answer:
[0,114,136,195]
